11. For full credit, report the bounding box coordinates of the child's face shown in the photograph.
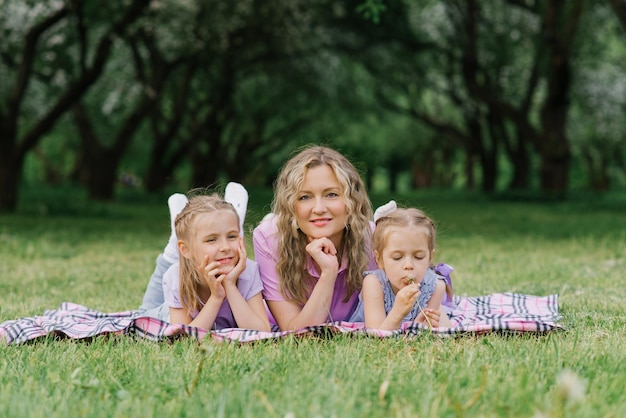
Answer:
[294,164,348,248]
[375,225,433,294]
[183,209,242,274]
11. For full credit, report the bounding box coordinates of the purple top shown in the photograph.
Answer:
[162,259,263,330]
[253,214,377,323]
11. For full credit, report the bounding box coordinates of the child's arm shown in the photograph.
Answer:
[223,288,271,331]
[221,241,271,331]
[362,274,420,330]
[169,294,224,329]
[414,280,452,328]
[169,254,228,329]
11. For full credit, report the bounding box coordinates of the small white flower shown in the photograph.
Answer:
[378,379,389,402]
[555,369,586,405]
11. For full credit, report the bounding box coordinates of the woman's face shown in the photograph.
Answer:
[294,164,348,248]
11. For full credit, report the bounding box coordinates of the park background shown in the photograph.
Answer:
[1,1,625,417]
[2,0,626,209]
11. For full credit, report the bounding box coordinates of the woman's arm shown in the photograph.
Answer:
[270,237,340,330]
[267,267,337,331]
[254,224,340,330]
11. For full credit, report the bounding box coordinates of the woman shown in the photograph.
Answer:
[253,146,378,330]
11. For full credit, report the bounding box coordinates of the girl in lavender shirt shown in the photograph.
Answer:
[161,193,269,331]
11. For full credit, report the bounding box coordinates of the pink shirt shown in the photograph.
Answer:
[253,215,377,323]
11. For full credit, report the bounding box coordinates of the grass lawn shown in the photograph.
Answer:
[1,186,625,417]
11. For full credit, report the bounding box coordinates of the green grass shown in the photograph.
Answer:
[1,186,625,417]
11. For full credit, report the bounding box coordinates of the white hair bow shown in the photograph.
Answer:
[373,200,397,222]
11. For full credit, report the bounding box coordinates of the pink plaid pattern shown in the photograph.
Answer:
[1,293,562,345]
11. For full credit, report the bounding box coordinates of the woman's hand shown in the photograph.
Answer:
[305,237,339,277]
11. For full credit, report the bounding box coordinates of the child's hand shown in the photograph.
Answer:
[305,237,339,276]
[392,284,421,317]
[222,238,247,288]
[200,255,226,301]
[415,308,441,328]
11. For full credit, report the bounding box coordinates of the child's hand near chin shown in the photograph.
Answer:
[201,255,227,301]
[392,284,421,317]
[223,238,247,287]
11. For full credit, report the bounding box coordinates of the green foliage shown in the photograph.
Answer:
[1,186,625,417]
[356,0,387,24]
[4,0,626,213]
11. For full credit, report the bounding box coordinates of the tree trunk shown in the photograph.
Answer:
[538,132,570,194]
[0,155,23,212]
[73,103,124,201]
[190,145,221,188]
[538,42,571,195]
[537,0,583,196]
[388,156,404,193]
[144,107,195,192]
[145,136,173,192]
[509,152,531,190]
[86,151,120,200]
[189,115,223,188]
[497,121,531,191]
[582,145,610,191]
[480,151,497,193]
[144,161,170,193]
[0,0,151,212]
[464,151,475,190]
[412,163,432,189]
[144,59,196,192]
[0,116,19,211]
[466,113,497,193]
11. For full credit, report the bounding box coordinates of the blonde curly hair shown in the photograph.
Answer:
[271,145,373,305]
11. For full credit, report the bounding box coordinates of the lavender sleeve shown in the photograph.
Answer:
[237,260,264,299]
[162,263,183,309]
[252,217,285,302]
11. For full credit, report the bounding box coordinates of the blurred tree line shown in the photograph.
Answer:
[1,0,625,212]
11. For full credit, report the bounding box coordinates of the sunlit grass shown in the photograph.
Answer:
[1,186,625,417]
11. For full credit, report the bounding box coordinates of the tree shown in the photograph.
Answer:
[568,2,626,190]
[439,0,585,195]
[607,0,626,30]
[0,0,150,211]
[72,22,188,200]
[134,0,330,191]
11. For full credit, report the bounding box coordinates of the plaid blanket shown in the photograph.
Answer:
[0,293,563,346]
